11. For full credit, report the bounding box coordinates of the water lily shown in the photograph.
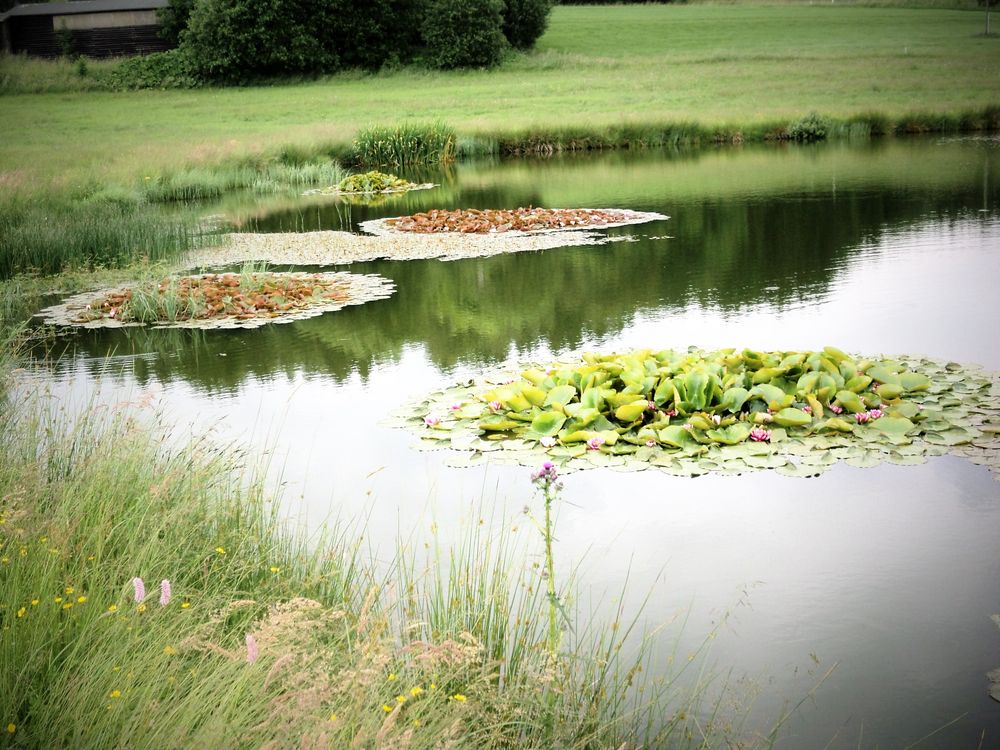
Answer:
[645,439,657,447]
[682,423,694,432]
[749,427,771,442]
[647,400,656,411]
[423,415,440,427]
[587,435,605,450]
[488,400,503,412]
[665,409,678,418]
[712,414,722,425]
[540,436,557,448]
[802,405,812,414]
[449,403,461,411]
[829,403,844,414]
[868,408,884,420]
[855,411,870,424]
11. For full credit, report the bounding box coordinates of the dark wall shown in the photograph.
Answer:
[5,16,172,57]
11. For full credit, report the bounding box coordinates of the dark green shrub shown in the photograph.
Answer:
[502,0,553,50]
[787,112,830,142]
[106,50,200,90]
[329,0,424,70]
[158,0,197,46]
[180,0,341,82]
[421,0,508,69]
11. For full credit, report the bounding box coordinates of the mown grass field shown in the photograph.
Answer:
[1,3,997,187]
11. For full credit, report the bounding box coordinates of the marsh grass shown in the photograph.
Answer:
[353,122,458,168]
[0,380,794,749]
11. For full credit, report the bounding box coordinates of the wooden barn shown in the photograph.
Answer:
[0,0,171,58]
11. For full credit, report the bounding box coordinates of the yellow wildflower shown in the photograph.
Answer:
[109,690,121,699]
[1,557,9,564]
[19,547,26,557]
[214,546,226,555]
[269,566,281,574]
[429,683,437,691]
[54,597,62,604]
[382,704,392,713]
[87,555,96,561]
[328,714,338,723]
[451,694,467,703]
[409,687,424,697]
[412,719,422,727]
[163,646,177,656]
[77,596,87,604]
[6,723,14,734]
[138,603,146,613]
[62,603,73,610]
[395,695,407,704]
[31,599,39,606]
[16,608,25,618]
[64,587,74,594]
[387,673,397,682]
[107,604,118,613]
[180,601,190,609]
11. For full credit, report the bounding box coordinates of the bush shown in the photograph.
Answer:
[502,0,553,50]
[105,49,200,90]
[158,0,197,46]
[787,112,831,142]
[180,0,341,82]
[421,0,508,69]
[329,0,425,70]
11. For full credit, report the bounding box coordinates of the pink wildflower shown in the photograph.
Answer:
[530,462,560,490]
[749,427,771,442]
[246,634,259,664]
[132,577,146,603]
[159,579,171,607]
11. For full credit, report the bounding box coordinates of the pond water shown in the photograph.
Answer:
[30,137,1000,748]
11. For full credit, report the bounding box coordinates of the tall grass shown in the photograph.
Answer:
[137,160,347,203]
[0,381,787,748]
[353,122,458,168]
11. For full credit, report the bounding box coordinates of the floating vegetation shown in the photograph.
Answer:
[35,269,395,330]
[373,207,668,235]
[302,170,435,197]
[391,348,1000,479]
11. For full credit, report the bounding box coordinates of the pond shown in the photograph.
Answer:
[29,136,1000,747]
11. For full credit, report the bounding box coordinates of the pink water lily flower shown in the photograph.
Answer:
[802,405,812,414]
[855,411,870,424]
[645,439,657,447]
[587,435,605,450]
[749,427,771,442]
[829,403,844,415]
[665,409,678,418]
[449,403,462,411]
[423,415,440,427]
[868,408,884,420]
[488,400,503,412]
[540,436,557,448]
[682,423,694,432]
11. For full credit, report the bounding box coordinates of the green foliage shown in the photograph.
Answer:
[502,0,554,50]
[180,0,342,82]
[158,0,198,46]
[105,50,200,90]
[352,122,457,167]
[337,170,412,193]
[420,0,508,69]
[787,112,831,142]
[329,0,425,70]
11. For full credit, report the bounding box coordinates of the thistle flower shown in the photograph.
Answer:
[159,579,171,607]
[245,634,259,665]
[530,461,559,489]
[749,427,771,442]
[132,577,146,603]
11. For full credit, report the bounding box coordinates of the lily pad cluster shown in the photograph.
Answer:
[392,348,1000,478]
[302,171,434,197]
[35,271,396,330]
[386,207,647,234]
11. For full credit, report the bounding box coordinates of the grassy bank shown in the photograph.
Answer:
[1,4,998,186]
[0,385,767,748]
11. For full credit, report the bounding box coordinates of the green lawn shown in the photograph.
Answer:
[0,3,997,186]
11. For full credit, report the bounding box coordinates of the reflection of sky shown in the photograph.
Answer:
[19,220,1000,746]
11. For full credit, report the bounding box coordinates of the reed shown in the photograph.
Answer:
[352,122,458,168]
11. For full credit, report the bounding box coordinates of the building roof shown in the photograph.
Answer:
[0,0,168,23]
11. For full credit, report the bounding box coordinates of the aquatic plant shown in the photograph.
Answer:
[386,207,645,234]
[352,122,457,168]
[396,347,1000,478]
[337,171,413,194]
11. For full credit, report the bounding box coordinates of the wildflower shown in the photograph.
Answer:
[246,634,259,664]
[430,683,437,690]
[395,695,407,704]
[180,601,190,609]
[269,566,281,574]
[214,547,226,555]
[132,577,146,603]
[329,714,338,723]
[76,596,87,604]
[540,436,557,448]
[159,579,171,606]
[410,686,424,697]
[109,690,121,699]
[450,694,467,702]
[423,415,440,427]
[107,604,118,613]
[413,719,422,727]
[62,602,73,610]
[387,673,397,682]
[1,557,8,565]
[530,461,560,490]
[382,704,392,713]
[137,604,146,613]
[163,646,177,655]
[6,724,14,734]
[749,427,771,443]
[65,587,74,595]
[87,555,95,561]
[54,597,62,604]
[31,599,39,606]
[665,409,678,417]
[586,435,605,451]
[16,608,25,618]
[19,547,27,557]
[488,400,503,412]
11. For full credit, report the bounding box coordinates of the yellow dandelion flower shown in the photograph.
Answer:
[107,604,118,613]
[62,603,73,610]
[180,601,190,609]
[1,557,9,564]
[19,547,26,557]
[269,566,281,573]
[412,719,422,727]
[77,596,87,604]
[451,694,467,703]
[64,587,74,594]
[109,690,121,699]
[31,599,39,606]
[16,608,26,618]
[409,687,424,697]
[382,704,392,713]
[6,723,14,733]
[387,673,397,682]
[87,555,96,561]
[214,546,226,555]
[328,714,338,723]
[137,604,146,613]
[395,695,407,704]
[429,683,437,691]
[163,646,177,655]
[54,597,62,604]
